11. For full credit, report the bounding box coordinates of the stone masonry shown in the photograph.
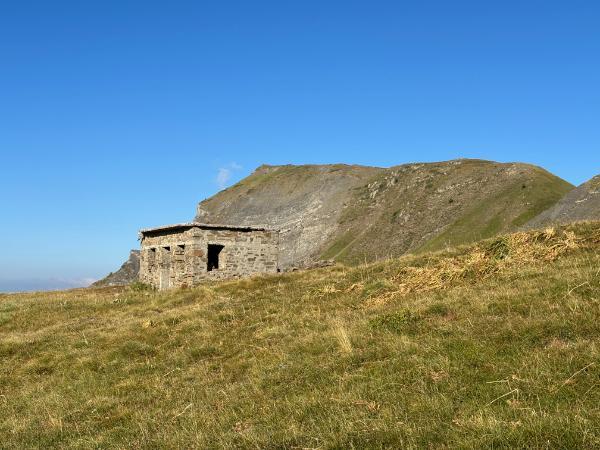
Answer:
[139,223,279,290]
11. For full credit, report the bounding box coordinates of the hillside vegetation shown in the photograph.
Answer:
[1,222,599,448]
[196,159,573,267]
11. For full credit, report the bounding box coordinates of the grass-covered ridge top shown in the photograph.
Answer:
[195,159,573,269]
[1,222,599,448]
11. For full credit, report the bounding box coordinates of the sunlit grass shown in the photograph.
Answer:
[1,222,599,448]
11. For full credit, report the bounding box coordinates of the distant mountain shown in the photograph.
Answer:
[0,278,95,293]
[196,159,573,266]
[524,174,600,229]
[92,250,140,287]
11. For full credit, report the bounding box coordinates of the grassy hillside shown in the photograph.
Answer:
[321,160,573,264]
[195,160,573,269]
[2,223,599,448]
[416,165,574,253]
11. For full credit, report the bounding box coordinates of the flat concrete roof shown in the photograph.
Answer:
[139,222,274,236]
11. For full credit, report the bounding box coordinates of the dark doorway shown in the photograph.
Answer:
[207,244,224,271]
[160,247,171,290]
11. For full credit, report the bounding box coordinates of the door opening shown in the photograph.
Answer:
[207,244,224,271]
[160,246,171,289]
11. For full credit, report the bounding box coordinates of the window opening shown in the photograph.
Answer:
[207,244,224,271]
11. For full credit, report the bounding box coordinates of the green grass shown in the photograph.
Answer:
[321,231,357,260]
[418,170,573,253]
[1,223,599,448]
[220,165,329,196]
[315,160,574,265]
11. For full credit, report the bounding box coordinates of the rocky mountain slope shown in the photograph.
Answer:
[92,250,140,287]
[94,159,573,285]
[196,164,381,267]
[524,174,600,228]
[196,159,573,267]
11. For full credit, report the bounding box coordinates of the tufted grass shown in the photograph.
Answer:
[1,222,599,448]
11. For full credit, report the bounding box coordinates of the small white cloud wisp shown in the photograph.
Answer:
[216,163,243,189]
[216,168,231,189]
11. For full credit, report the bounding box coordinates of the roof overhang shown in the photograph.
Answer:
[139,222,275,239]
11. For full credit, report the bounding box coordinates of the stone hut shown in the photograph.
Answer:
[139,222,279,290]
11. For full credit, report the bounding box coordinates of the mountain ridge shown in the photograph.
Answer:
[196,158,573,266]
[95,159,575,285]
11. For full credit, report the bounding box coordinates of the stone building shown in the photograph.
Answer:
[139,223,279,290]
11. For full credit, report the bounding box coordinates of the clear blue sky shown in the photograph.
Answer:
[1,1,599,291]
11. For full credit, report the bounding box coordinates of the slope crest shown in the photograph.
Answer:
[196,159,573,267]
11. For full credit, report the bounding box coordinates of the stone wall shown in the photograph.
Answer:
[139,226,279,289]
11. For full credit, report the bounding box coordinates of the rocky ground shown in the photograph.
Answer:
[92,250,139,287]
[525,174,600,228]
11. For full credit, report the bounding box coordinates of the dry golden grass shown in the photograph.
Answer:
[1,222,599,448]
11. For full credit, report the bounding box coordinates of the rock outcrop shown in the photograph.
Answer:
[92,250,140,287]
[524,175,600,228]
